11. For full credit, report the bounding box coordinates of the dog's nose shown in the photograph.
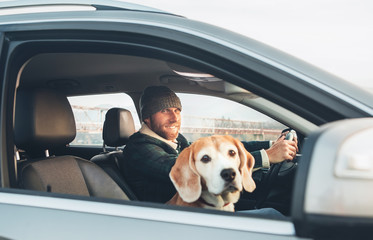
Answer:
[221,168,236,182]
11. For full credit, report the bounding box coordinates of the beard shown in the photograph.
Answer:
[149,117,180,140]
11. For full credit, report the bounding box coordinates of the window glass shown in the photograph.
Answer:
[178,93,287,142]
[68,93,140,145]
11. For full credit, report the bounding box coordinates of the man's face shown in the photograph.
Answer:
[144,107,181,140]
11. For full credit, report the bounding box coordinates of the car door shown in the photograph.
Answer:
[1,119,372,240]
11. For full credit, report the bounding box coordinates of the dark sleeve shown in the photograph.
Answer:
[124,141,178,182]
[242,141,270,152]
[242,141,271,169]
[251,150,263,168]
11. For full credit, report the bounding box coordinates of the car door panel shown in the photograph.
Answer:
[0,191,300,240]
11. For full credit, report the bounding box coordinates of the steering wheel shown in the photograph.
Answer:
[254,130,299,209]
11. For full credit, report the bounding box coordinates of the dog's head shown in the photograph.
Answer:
[169,135,256,203]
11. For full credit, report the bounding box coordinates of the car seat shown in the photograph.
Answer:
[14,88,129,200]
[91,108,138,200]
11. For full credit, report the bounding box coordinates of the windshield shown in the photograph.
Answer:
[124,0,373,93]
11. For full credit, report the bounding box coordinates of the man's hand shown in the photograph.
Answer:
[265,134,298,164]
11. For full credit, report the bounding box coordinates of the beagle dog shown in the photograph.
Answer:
[167,135,256,212]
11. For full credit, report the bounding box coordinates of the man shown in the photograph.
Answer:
[121,86,297,203]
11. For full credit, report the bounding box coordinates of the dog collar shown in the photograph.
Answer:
[199,197,230,208]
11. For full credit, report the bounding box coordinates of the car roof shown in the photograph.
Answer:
[0,0,177,16]
[2,0,372,124]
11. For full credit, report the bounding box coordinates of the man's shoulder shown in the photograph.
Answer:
[124,132,165,156]
[176,133,189,148]
[129,132,188,144]
[128,131,159,144]
[176,133,187,142]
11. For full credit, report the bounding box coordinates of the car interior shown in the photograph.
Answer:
[8,42,317,217]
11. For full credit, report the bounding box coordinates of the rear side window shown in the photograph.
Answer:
[68,93,140,146]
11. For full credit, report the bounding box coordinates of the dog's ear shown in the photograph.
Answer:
[169,145,202,203]
[233,138,256,192]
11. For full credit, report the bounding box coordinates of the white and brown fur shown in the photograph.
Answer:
[167,135,256,212]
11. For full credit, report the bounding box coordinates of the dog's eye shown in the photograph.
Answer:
[228,150,236,157]
[201,155,211,163]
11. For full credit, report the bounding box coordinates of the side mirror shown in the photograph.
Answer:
[292,118,373,239]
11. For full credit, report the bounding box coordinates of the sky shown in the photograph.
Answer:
[67,1,373,127]
[121,0,373,90]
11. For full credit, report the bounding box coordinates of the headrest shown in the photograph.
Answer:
[103,108,136,147]
[14,88,76,152]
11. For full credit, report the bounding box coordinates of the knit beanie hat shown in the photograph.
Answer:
[140,86,182,121]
